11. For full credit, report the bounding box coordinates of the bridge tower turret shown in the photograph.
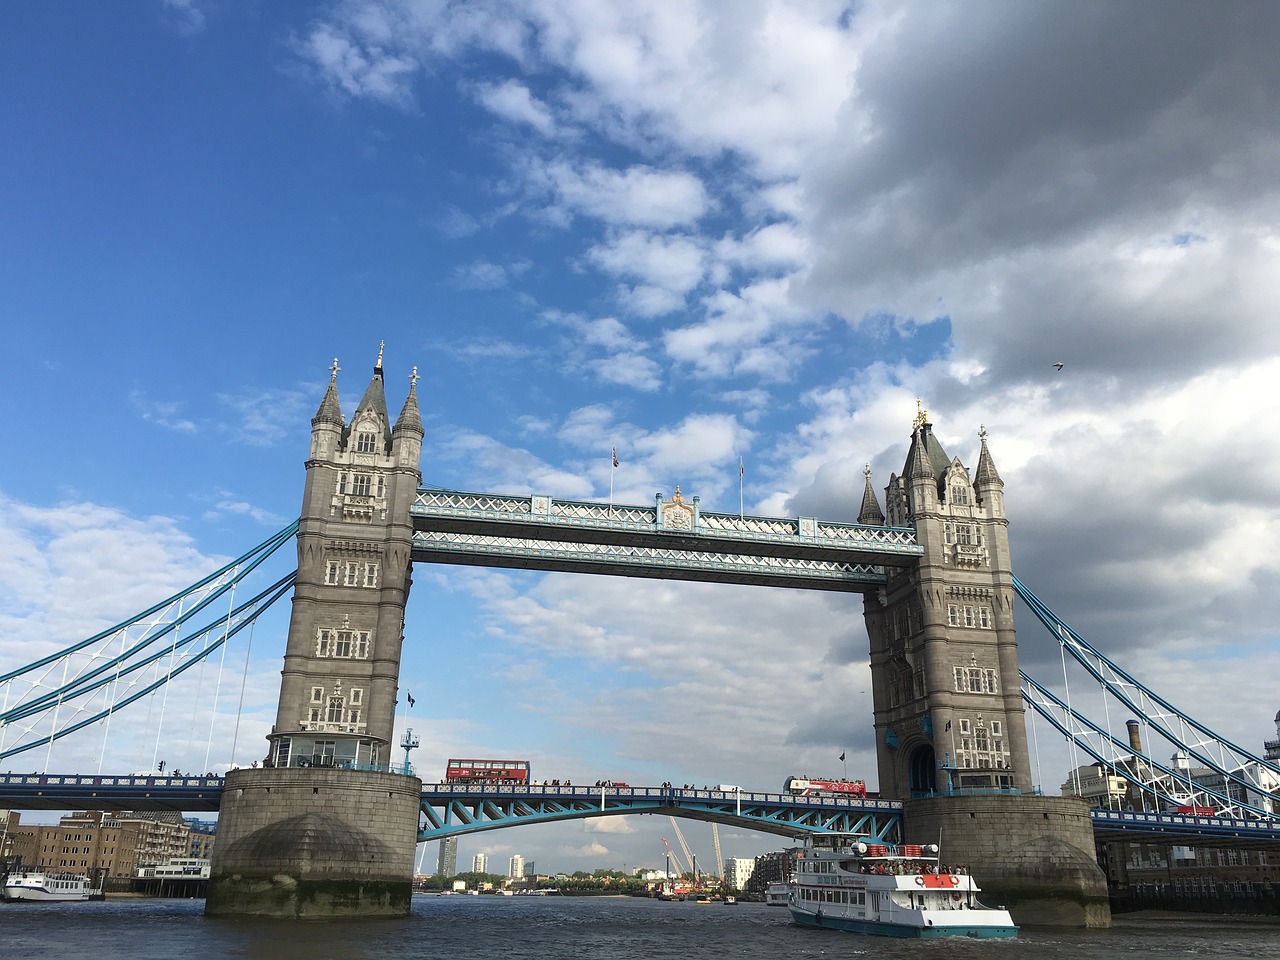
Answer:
[864,404,1032,800]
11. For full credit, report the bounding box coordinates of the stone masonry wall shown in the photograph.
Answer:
[207,767,421,918]
[904,794,1111,928]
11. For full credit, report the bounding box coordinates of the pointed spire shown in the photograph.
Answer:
[393,366,424,437]
[858,464,885,525]
[974,424,1003,488]
[905,425,935,482]
[312,357,344,426]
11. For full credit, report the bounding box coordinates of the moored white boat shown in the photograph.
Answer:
[788,834,1017,939]
[765,881,790,906]
[4,869,98,902]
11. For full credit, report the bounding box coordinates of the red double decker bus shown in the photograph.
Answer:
[784,775,868,797]
[445,758,531,784]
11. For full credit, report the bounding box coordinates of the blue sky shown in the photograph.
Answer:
[3,1,1279,876]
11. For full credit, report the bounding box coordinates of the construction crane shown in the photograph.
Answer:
[711,823,724,879]
[668,817,699,883]
[660,837,686,877]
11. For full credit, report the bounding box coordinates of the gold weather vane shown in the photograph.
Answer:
[913,397,929,429]
[376,340,385,368]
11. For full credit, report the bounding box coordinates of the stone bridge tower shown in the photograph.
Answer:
[207,347,425,920]
[861,404,1032,799]
[860,404,1109,927]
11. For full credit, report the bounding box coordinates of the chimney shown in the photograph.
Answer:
[1126,720,1143,754]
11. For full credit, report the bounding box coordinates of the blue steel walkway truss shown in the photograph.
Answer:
[415,783,904,844]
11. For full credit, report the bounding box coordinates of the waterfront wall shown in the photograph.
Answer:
[904,794,1111,928]
[206,767,421,919]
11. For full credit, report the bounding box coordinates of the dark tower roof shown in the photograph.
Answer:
[974,425,1003,487]
[393,366,424,436]
[858,464,885,525]
[352,342,393,449]
[901,402,956,497]
[312,358,345,426]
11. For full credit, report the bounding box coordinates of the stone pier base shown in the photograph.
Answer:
[206,767,422,919]
[904,794,1111,928]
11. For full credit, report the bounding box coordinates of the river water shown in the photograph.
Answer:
[3,896,1278,960]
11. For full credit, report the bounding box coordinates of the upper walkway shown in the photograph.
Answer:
[409,489,922,591]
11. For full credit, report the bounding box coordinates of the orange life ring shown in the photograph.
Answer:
[951,892,962,902]
[914,877,925,886]
[948,875,960,886]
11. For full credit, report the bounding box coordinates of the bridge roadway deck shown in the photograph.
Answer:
[408,489,923,591]
[1,773,1278,849]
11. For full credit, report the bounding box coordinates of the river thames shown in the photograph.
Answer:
[3,896,1278,960]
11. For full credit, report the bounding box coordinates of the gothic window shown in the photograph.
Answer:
[356,431,377,454]
[951,484,970,505]
[964,606,976,627]
[991,720,1002,736]
[324,561,340,585]
[348,709,361,726]
[350,688,363,705]
[309,708,321,723]
[948,605,960,627]
[354,633,369,658]
[984,668,1000,693]
[979,607,992,628]
[953,667,965,691]
[337,473,347,495]
[363,562,380,588]
[316,630,332,657]
[969,670,983,693]
[344,562,360,587]
[957,525,973,545]
[310,686,324,703]
[352,474,372,497]
[376,475,385,498]
[326,696,344,724]
[975,731,990,752]
[334,632,352,658]
[959,718,971,735]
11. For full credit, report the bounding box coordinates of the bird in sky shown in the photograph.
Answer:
[1053,362,1065,371]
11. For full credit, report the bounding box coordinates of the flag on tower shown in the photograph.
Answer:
[612,447,619,468]
[945,720,951,731]
[407,693,416,708]
[739,456,744,479]
[839,751,846,762]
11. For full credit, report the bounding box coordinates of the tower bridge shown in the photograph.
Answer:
[3,347,1277,922]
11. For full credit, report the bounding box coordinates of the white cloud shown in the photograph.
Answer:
[538,160,709,228]
[474,79,557,136]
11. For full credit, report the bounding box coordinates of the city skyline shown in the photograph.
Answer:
[3,1,1279,874]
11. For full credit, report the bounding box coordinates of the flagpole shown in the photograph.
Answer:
[738,457,744,519]
[609,447,616,518]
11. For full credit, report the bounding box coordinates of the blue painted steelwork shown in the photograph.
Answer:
[0,771,225,812]
[1014,575,1279,819]
[0,523,298,762]
[1091,808,1280,846]
[2,773,1278,850]
[415,783,903,843]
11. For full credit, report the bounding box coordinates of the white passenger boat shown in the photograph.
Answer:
[765,881,790,906]
[789,834,1017,939]
[4,869,98,902]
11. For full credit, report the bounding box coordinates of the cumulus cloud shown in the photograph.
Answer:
[473,79,557,136]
